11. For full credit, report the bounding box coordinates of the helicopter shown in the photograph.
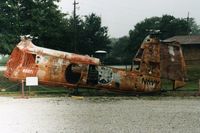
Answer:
[4,33,186,94]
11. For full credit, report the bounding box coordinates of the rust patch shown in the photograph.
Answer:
[4,34,187,93]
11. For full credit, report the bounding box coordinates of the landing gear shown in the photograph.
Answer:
[68,87,79,96]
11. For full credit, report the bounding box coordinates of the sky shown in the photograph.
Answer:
[58,0,200,38]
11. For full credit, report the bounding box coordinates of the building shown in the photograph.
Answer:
[165,35,200,65]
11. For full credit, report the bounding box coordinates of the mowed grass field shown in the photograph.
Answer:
[162,64,200,90]
[0,64,199,96]
[0,71,69,96]
[0,55,9,66]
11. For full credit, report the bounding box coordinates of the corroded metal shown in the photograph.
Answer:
[4,35,186,93]
[160,41,186,89]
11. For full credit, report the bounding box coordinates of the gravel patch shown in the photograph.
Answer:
[0,96,200,133]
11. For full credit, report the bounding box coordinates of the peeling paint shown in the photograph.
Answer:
[168,46,175,62]
[4,34,187,93]
[168,46,175,56]
[98,66,113,84]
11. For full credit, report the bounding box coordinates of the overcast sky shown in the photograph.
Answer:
[58,0,200,38]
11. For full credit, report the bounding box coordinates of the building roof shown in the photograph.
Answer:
[165,35,200,45]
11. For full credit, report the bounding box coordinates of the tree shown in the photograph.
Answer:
[128,15,190,56]
[159,15,188,39]
[119,15,200,65]
[111,36,130,63]
[128,16,161,57]
[0,0,20,53]
[77,13,110,55]
[0,1,111,55]
[189,18,200,35]
[17,0,72,51]
[0,0,71,53]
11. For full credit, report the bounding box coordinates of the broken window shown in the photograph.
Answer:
[148,62,159,75]
[132,61,141,71]
[135,48,144,59]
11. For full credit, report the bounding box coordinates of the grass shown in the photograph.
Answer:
[0,64,199,97]
[0,71,69,96]
[0,55,9,66]
[186,65,200,82]
[161,64,200,90]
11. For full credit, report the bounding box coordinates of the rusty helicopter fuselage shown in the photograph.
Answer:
[4,34,186,93]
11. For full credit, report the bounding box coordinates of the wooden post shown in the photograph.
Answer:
[28,86,30,95]
[21,80,25,98]
[199,79,200,91]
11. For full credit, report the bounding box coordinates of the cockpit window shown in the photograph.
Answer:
[132,61,141,71]
[135,48,144,59]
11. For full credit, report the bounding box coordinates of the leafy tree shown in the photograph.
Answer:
[0,0,71,53]
[159,15,188,39]
[68,15,84,53]
[0,0,20,53]
[128,15,190,57]
[77,13,110,55]
[113,15,200,65]
[189,18,200,35]
[128,16,160,57]
[0,1,111,55]
[112,36,130,63]
[17,0,71,51]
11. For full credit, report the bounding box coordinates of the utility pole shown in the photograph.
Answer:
[73,0,79,53]
[186,12,190,35]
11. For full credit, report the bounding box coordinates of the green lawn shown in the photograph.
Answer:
[0,71,69,96]
[0,55,9,66]
[161,64,200,91]
[0,64,199,96]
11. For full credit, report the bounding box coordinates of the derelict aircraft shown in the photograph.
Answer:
[4,33,186,94]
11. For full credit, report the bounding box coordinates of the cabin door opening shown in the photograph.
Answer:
[65,64,81,84]
[87,65,98,85]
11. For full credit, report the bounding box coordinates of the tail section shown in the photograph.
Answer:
[160,41,187,89]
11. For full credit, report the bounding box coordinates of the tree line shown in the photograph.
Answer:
[0,0,110,55]
[0,0,200,65]
[108,15,200,64]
